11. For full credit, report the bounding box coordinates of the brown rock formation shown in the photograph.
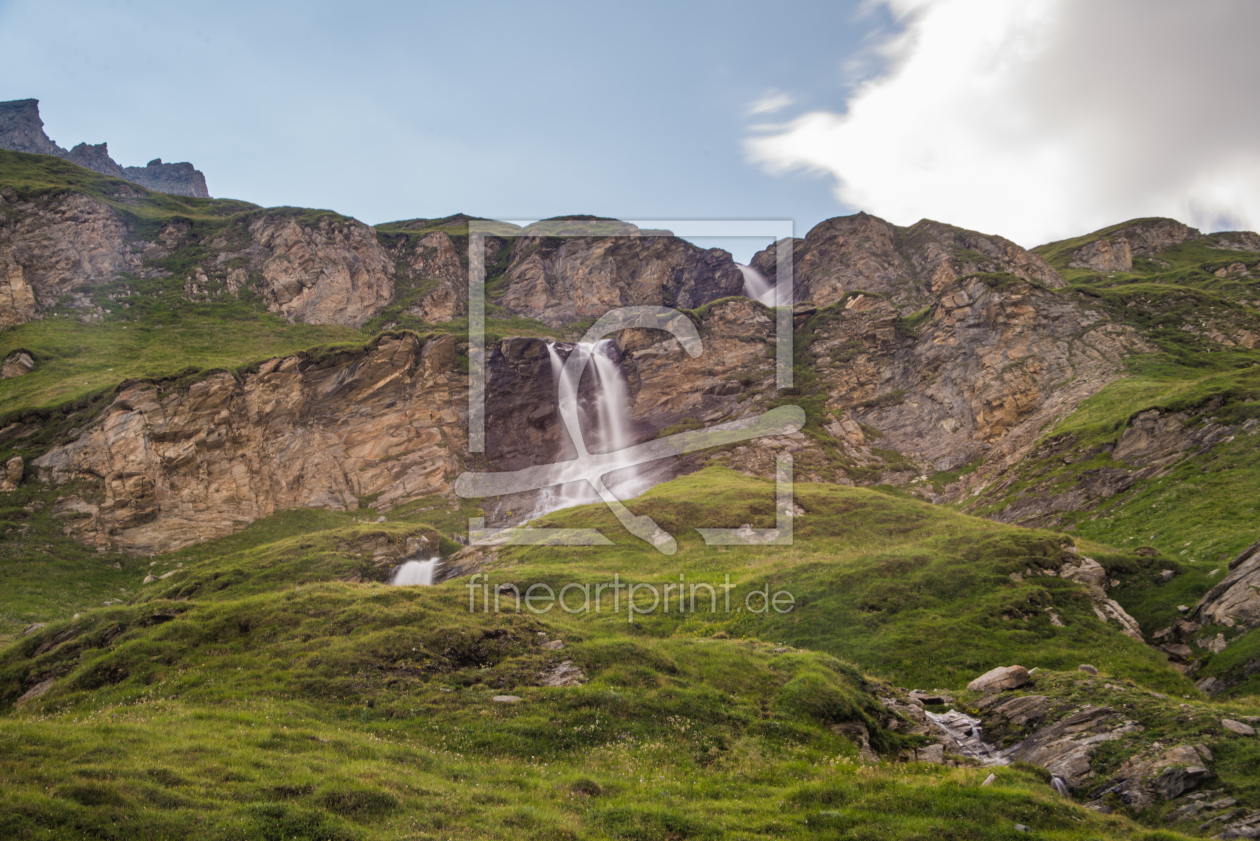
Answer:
[244,214,396,327]
[33,334,465,554]
[499,223,743,327]
[0,190,139,328]
[1192,539,1260,632]
[803,274,1147,483]
[750,212,1063,313]
[1067,218,1203,272]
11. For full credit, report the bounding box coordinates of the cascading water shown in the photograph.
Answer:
[391,557,441,586]
[738,263,778,307]
[924,709,1008,766]
[529,340,654,519]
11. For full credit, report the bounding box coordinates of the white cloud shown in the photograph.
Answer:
[746,91,796,117]
[745,0,1260,246]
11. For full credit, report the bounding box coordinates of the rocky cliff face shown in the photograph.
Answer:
[751,212,1064,313]
[0,99,63,156]
[0,188,141,328]
[32,333,465,554]
[500,224,744,328]
[0,99,210,198]
[244,214,396,327]
[769,271,1147,495]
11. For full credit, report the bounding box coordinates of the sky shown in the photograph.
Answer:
[2,0,1258,261]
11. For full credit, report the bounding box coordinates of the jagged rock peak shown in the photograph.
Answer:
[0,98,64,156]
[0,98,210,198]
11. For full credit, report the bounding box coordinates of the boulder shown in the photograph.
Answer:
[1222,719,1256,737]
[1,351,34,378]
[538,661,586,688]
[967,665,1031,694]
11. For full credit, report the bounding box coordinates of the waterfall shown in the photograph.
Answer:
[392,557,441,586]
[530,340,653,519]
[738,263,777,307]
[924,709,1008,766]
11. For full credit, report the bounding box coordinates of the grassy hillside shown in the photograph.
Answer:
[3,470,1240,839]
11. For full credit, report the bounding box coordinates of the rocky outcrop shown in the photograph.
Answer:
[499,222,743,327]
[32,334,465,554]
[627,297,776,430]
[0,99,64,156]
[0,189,140,328]
[979,407,1252,530]
[1070,238,1132,272]
[1067,219,1204,273]
[802,274,1147,483]
[403,231,467,323]
[0,99,210,198]
[1,350,34,378]
[750,213,1063,313]
[1192,539,1260,632]
[245,214,395,327]
[123,159,210,199]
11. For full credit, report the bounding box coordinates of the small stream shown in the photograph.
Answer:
[924,709,1070,795]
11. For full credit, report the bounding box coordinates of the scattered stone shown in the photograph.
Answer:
[15,678,54,707]
[3,455,22,488]
[915,744,945,764]
[1078,664,1099,675]
[1161,643,1194,662]
[142,574,156,584]
[541,639,564,651]
[967,665,1031,694]
[1160,570,1175,582]
[831,722,880,764]
[1014,824,1030,833]
[1152,764,1211,800]
[908,691,954,705]
[986,694,1050,728]
[538,661,586,688]
[19,622,45,636]
[1,350,35,379]
[1195,743,1214,762]
[981,773,996,787]
[1222,719,1256,736]
[1196,633,1228,654]
[1178,605,1190,613]
[491,695,522,703]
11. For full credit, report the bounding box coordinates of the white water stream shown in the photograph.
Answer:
[529,340,654,519]
[925,710,1008,766]
[391,557,441,586]
[738,263,779,307]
